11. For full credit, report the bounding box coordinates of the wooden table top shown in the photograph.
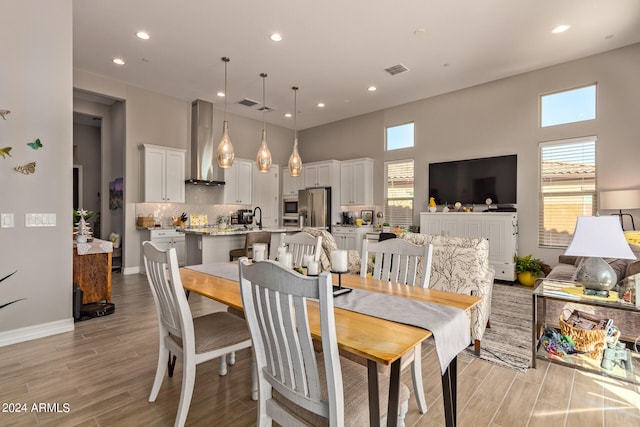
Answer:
[180,267,480,366]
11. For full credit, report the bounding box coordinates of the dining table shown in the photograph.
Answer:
[180,264,480,427]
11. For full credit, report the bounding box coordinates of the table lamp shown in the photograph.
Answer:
[599,189,640,230]
[565,216,636,291]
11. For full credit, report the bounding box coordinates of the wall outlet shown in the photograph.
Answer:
[1,213,14,228]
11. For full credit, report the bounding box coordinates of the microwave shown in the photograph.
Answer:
[283,199,298,215]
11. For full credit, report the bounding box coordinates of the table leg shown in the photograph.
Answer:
[441,355,457,427]
[367,359,380,427]
[387,359,401,427]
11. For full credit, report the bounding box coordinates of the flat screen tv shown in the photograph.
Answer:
[428,155,517,206]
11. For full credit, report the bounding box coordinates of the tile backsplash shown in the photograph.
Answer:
[136,185,249,227]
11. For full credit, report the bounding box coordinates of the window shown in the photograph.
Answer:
[539,137,597,248]
[384,160,414,228]
[541,84,596,127]
[386,122,414,150]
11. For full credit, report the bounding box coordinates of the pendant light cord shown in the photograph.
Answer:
[222,57,230,121]
[260,73,267,129]
[293,86,298,138]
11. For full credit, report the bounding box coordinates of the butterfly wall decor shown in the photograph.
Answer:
[0,147,12,158]
[15,162,36,175]
[27,138,42,149]
[0,109,10,120]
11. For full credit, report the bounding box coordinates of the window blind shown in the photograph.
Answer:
[538,138,597,248]
[384,160,414,228]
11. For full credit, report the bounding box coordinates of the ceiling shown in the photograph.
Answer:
[73,0,640,130]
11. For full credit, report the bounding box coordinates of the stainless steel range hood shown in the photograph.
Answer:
[186,99,225,186]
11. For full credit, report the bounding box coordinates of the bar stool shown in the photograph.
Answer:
[229,231,271,261]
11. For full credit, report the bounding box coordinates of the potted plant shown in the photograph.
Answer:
[382,222,391,232]
[217,215,229,230]
[515,254,544,286]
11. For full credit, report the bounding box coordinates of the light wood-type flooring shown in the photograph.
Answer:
[1,273,639,426]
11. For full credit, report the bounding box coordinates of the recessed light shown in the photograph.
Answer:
[217,91,225,97]
[367,86,377,92]
[552,25,570,34]
[413,28,426,36]
[285,113,292,118]
[317,103,325,108]
[136,31,150,40]
[270,33,283,42]
[112,58,125,65]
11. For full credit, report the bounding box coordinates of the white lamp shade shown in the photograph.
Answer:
[600,189,640,210]
[565,216,636,259]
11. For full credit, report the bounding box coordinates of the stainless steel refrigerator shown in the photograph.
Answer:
[298,187,332,232]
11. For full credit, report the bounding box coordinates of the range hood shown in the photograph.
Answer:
[186,99,225,186]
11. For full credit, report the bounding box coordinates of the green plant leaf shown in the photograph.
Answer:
[1,270,17,283]
[1,299,25,310]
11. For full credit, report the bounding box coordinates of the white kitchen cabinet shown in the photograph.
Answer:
[281,165,304,198]
[253,164,279,228]
[223,158,253,205]
[141,144,186,203]
[303,160,340,188]
[340,158,374,205]
[332,225,373,254]
[141,229,186,270]
[419,212,518,281]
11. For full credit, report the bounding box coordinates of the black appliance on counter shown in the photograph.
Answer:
[231,209,253,225]
[341,211,354,225]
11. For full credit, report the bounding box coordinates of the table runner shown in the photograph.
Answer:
[75,238,113,255]
[185,263,470,374]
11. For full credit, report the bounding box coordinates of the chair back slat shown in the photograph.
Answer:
[361,238,433,287]
[275,232,322,266]
[239,259,341,421]
[143,241,193,342]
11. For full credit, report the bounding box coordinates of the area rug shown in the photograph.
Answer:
[465,283,532,371]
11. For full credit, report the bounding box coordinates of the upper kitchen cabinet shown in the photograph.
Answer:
[281,166,304,198]
[303,160,340,189]
[141,144,186,203]
[223,158,253,205]
[340,158,374,205]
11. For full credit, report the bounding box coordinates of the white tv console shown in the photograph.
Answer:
[419,211,518,281]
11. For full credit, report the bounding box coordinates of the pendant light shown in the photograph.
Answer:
[256,72,272,173]
[216,57,235,168]
[288,86,303,177]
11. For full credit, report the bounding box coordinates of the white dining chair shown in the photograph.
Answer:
[360,238,434,414]
[238,258,410,426]
[143,241,257,427]
[272,231,322,266]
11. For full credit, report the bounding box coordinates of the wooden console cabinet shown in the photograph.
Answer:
[73,243,112,304]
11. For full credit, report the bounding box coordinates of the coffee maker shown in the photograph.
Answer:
[341,211,354,225]
[232,209,253,225]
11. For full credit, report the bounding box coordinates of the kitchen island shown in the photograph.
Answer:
[183,227,300,264]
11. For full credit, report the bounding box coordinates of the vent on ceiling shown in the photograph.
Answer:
[385,64,409,76]
[238,98,259,107]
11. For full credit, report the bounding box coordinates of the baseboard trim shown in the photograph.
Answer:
[122,266,140,275]
[0,318,74,347]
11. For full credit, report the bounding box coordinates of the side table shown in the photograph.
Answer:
[532,279,640,384]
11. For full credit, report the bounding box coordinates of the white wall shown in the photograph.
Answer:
[299,43,640,265]
[0,0,73,339]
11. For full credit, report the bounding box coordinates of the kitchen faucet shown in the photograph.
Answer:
[253,206,262,230]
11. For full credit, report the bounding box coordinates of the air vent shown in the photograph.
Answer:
[238,98,259,107]
[384,64,409,76]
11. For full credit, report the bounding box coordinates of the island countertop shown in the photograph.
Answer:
[181,226,301,236]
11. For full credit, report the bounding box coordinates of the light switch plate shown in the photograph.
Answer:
[1,213,14,228]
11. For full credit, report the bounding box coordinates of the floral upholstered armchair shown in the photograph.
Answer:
[301,227,361,274]
[401,233,495,355]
